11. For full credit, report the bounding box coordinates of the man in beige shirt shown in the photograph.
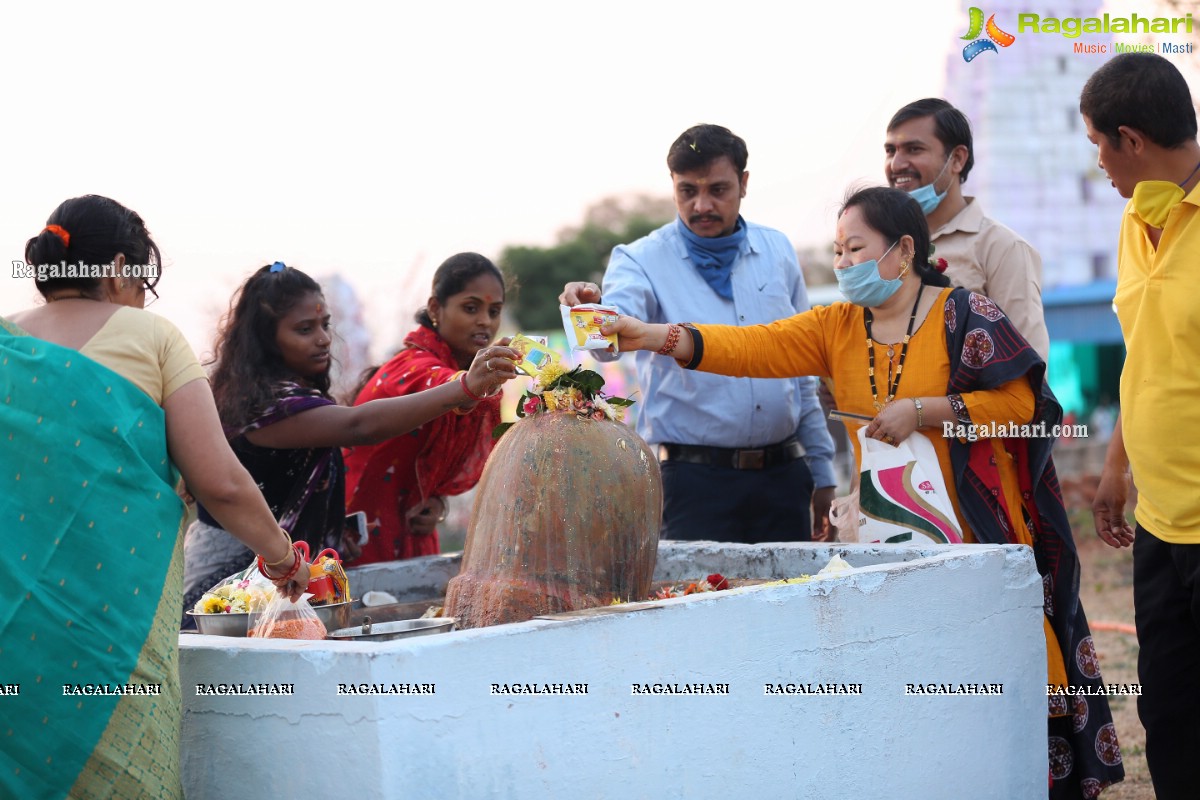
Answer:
[885,98,1050,360]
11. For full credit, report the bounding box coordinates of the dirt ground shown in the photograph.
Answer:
[1072,510,1150,799]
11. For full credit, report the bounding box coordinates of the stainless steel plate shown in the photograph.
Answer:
[326,617,457,642]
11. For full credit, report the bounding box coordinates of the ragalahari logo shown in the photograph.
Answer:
[961,7,1016,61]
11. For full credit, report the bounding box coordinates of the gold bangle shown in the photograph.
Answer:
[262,528,294,567]
[912,397,924,428]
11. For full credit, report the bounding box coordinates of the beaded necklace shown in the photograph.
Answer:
[863,284,925,411]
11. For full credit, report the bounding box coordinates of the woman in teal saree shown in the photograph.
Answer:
[0,196,309,799]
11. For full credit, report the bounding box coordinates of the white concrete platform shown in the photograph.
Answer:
[180,542,1046,800]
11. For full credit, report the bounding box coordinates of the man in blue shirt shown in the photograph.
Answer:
[560,123,836,543]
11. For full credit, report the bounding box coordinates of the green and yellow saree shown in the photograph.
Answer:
[1,317,188,799]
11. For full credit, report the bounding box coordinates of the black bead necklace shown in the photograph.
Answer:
[864,284,925,411]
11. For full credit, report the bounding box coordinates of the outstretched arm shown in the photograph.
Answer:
[606,309,829,380]
[603,317,694,362]
[245,345,521,449]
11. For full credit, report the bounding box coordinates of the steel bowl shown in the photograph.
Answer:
[187,599,354,638]
[326,616,457,642]
[186,610,252,637]
[312,599,353,631]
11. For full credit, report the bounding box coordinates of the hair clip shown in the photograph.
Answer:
[43,224,71,247]
[270,261,286,273]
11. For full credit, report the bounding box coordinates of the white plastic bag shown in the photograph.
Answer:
[248,593,327,640]
[828,490,861,542]
[840,428,963,545]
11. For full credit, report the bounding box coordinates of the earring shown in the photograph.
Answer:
[431,318,438,329]
[898,261,910,278]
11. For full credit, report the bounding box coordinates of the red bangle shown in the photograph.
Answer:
[459,370,485,401]
[257,543,302,582]
[657,323,682,356]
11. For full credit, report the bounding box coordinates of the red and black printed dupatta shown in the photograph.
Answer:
[943,287,1124,799]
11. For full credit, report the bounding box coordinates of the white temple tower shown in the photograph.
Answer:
[942,0,1129,287]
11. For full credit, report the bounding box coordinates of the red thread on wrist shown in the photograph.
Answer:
[657,323,682,356]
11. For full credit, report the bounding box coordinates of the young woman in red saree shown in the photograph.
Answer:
[344,253,507,563]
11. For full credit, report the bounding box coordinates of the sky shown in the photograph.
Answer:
[0,0,968,356]
[4,0,1191,360]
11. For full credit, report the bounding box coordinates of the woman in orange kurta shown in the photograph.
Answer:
[609,187,1124,799]
[717,284,1034,544]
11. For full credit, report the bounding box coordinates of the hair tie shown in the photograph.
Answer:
[43,225,70,247]
[270,261,287,273]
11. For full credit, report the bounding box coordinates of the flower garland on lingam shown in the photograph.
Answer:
[493,362,635,439]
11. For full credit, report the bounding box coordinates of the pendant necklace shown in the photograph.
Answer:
[864,284,925,412]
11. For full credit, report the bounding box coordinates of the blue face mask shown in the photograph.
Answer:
[836,241,905,307]
[906,157,952,215]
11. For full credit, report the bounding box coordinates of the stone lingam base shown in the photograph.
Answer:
[180,542,1047,800]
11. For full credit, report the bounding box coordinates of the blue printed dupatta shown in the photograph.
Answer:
[942,289,1124,798]
[0,318,187,798]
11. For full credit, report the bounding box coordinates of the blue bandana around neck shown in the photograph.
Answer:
[677,215,747,300]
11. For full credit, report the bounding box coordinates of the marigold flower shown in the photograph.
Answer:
[199,595,226,614]
[539,363,566,386]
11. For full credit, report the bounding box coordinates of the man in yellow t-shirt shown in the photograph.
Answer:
[1081,52,1200,800]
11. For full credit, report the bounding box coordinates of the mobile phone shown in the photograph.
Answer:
[344,511,369,546]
